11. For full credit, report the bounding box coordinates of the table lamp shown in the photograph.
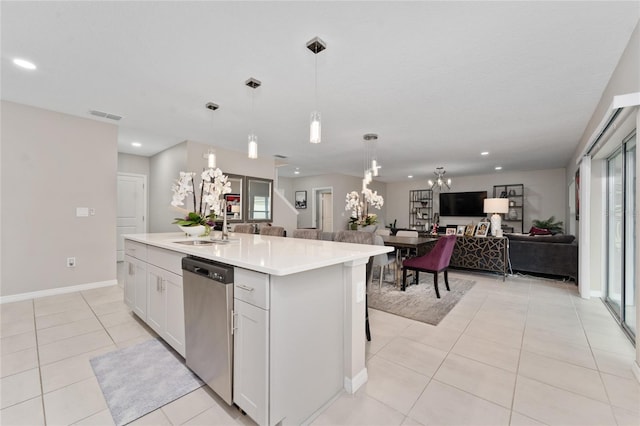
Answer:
[484,198,509,236]
[231,204,241,219]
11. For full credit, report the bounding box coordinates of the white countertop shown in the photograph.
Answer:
[124,232,392,276]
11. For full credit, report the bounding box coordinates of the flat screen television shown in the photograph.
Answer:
[439,191,487,217]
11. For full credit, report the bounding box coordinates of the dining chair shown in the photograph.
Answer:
[260,226,285,237]
[234,224,254,234]
[292,229,322,240]
[395,229,419,259]
[373,235,396,290]
[402,235,456,296]
[334,230,375,341]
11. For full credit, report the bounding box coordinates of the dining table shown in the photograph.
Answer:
[380,234,438,289]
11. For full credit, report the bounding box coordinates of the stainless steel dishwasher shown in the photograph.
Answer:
[182,256,234,405]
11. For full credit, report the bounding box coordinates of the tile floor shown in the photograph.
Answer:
[1,270,638,425]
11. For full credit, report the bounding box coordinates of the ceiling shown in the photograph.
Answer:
[2,1,638,182]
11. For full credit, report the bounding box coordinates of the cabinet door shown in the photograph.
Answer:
[233,299,269,425]
[123,255,136,309]
[163,270,185,357]
[132,257,147,319]
[146,265,165,335]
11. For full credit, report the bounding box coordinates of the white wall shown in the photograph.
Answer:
[1,101,118,297]
[118,153,149,175]
[386,168,567,232]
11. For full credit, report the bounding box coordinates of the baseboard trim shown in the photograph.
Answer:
[0,280,118,304]
[590,290,602,298]
[344,367,368,394]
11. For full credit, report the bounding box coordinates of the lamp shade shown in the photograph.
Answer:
[484,198,509,214]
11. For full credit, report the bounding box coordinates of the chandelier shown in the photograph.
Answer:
[428,167,451,191]
[306,36,326,144]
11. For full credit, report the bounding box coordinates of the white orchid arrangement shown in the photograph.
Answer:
[345,188,384,226]
[171,168,232,231]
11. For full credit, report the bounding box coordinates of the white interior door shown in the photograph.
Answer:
[117,173,146,261]
[321,192,333,232]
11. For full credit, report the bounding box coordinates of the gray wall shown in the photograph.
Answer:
[284,174,387,231]
[1,101,118,297]
[118,153,150,175]
[386,168,567,232]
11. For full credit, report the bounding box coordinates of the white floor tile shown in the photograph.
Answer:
[0,330,36,356]
[513,375,617,425]
[129,408,172,425]
[364,356,430,415]
[0,300,34,324]
[43,376,107,425]
[40,345,116,393]
[433,353,516,408]
[519,350,608,402]
[600,372,640,414]
[311,390,405,426]
[375,336,448,377]
[35,306,95,330]
[73,408,116,425]
[38,329,113,365]
[0,317,35,339]
[400,322,462,352]
[509,411,546,425]
[451,333,521,373]
[0,368,41,410]
[36,316,103,346]
[0,346,38,378]
[592,348,637,380]
[0,396,44,426]
[408,379,511,426]
[161,387,219,425]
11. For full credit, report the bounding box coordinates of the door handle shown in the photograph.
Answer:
[236,284,254,292]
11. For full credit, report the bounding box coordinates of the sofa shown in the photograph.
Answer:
[507,233,578,282]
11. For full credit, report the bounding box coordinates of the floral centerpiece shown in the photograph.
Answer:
[345,188,384,230]
[171,167,232,236]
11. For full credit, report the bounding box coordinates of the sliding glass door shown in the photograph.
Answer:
[605,133,636,341]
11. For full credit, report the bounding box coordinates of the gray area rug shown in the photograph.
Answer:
[368,274,475,325]
[90,338,203,426]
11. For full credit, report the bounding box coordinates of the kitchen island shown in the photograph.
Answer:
[123,232,391,426]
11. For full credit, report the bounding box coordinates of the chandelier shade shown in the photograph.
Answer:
[246,77,261,158]
[307,37,326,144]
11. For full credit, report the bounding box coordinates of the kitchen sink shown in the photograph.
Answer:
[174,240,216,246]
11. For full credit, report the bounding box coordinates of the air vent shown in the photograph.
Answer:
[274,154,288,159]
[89,109,123,121]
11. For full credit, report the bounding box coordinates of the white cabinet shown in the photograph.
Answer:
[146,264,186,357]
[233,299,269,425]
[233,268,270,425]
[124,248,147,319]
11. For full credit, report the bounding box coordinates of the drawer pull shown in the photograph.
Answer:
[236,284,255,292]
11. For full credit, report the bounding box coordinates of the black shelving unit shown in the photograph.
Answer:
[409,189,433,231]
[493,184,524,233]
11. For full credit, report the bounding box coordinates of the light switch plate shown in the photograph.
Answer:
[76,207,89,217]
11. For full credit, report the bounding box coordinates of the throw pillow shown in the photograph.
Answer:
[529,226,551,236]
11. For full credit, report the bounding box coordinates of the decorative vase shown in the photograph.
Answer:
[179,225,206,238]
[508,208,518,220]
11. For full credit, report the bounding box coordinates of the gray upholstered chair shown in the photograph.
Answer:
[334,230,375,341]
[260,226,285,237]
[373,235,396,290]
[292,229,322,240]
[234,224,254,234]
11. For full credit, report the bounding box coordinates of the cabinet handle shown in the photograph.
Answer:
[128,263,133,275]
[231,310,237,335]
[236,284,255,292]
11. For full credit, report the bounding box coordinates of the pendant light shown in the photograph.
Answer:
[363,133,380,177]
[204,102,219,168]
[306,36,326,144]
[245,77,261,159]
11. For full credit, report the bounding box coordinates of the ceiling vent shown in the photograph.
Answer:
[89,109,123,121]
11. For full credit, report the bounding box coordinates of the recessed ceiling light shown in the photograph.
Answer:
[13,58,36,70]
[131,142,142,147]
[495,166,503,170]
[481,151,489,156]
[294,168,300,175]
[408,175,413,179]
